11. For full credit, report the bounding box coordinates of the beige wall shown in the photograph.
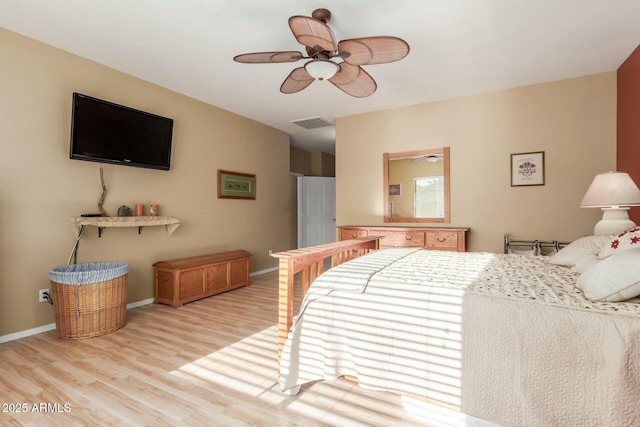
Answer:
[290,146,335,177]
[310,151,336,177]
[0,28,294,336]
[0,26,619,337]
[336,73,616,252]
[290,146,312,176]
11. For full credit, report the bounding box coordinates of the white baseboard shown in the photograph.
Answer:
[0,269,277,344]
[251,266,278,276]
[0,323,57,344]
[127,298,155,309]
[0,298,155,344]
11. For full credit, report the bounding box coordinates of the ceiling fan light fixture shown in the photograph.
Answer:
[304,59,339,80]
[235,8,409,96]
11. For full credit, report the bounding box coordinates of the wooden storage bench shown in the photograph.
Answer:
[153,250,251,307]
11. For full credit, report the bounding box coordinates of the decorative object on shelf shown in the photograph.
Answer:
[135,203,144,216]
[580,171,640,235]
[511,151,545,186]
[149,204,158,216]
[218,170,256,200]
[117,205,133,217]
[97,164,109,216]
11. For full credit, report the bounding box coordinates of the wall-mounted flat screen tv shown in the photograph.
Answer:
[70,92,173,171]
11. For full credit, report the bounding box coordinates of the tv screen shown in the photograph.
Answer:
[70,93,173,171]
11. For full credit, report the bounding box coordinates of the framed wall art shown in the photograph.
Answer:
[388,183,402,196]
[217,170,256,199]
[511,151,545,186]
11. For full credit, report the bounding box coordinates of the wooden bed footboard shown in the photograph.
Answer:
[271,236,380,362]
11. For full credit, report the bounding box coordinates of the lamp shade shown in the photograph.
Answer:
[580,172,640,208]
[304,59,339,80]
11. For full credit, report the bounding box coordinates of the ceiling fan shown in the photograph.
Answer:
[233,8,410,98]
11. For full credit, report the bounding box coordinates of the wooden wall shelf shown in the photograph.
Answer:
[70,216,181,237]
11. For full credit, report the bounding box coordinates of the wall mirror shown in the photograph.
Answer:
[383,147,450,223]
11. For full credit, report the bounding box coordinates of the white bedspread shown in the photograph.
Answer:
[279,249,640,426]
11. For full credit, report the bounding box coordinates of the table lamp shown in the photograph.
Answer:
[580,171,640,235]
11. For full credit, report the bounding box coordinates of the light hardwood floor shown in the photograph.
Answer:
[0,271,496,426]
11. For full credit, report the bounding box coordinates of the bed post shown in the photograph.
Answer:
[277,256,295,363]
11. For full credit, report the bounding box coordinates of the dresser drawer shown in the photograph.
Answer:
[426,231,458,250]
[341,228,368,240]
[379,230,425,247]
[338,226,467,252]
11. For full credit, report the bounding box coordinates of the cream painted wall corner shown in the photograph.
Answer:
[0,28,294,336]
[336,72,616,252]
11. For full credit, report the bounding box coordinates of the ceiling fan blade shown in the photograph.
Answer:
[329,62,377,98]
[234,51,304,64]
[280,67,314,94]
[288,16,336,52]
[338,36,409,66]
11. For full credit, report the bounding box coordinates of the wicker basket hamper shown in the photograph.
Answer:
[48,262,128,339]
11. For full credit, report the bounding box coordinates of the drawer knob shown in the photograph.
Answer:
[438,237,446,242]
[405,235,412,240]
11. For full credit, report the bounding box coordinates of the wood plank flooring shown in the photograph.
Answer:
[0,271,496,426]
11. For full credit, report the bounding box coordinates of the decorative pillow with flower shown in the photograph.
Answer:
[597,226,640,258]
[578,247,640,302]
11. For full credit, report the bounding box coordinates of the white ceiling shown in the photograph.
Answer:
[2,1,640,155]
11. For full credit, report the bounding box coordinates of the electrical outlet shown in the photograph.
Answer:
[268,249,273,257]
[39,289,49,303]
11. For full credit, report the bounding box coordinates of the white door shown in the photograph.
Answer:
[299,177,336,248]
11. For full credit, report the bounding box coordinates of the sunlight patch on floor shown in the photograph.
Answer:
[170,324,287,403]
[170,323,499,426]
[402,396,503,427]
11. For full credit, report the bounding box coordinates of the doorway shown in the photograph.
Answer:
[298,176,336,248]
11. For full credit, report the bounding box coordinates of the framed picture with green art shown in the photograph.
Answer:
[217,170,256,200]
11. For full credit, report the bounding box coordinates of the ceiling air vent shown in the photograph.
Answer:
[290,117,333,130]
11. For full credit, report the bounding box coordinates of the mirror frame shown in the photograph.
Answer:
[383,147,450,223]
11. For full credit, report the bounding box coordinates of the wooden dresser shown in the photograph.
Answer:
[338,225,468,252]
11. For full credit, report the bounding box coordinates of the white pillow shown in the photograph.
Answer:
[575,255,601,274]
[577,247,640,302]
[597,226,640,258]
[547,235,613,267]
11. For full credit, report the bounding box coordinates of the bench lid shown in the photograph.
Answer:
[153,250,250,269]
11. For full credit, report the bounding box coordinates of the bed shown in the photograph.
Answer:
[272,233,640,426]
